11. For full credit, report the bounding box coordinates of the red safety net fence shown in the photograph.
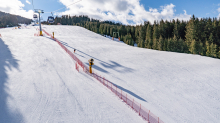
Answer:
[42,29,164,123]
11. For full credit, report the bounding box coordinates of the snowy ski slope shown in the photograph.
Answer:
[0,27,145,123]
[0,25,220,123]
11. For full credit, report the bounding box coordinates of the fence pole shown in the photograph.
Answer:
[111,84,112,91]
[121,90,122,99]
[116,86,117,95]
[158,117,159,123]
[107,80,108,88]
[126,94,127,103]
[103,77,105,85]
[148,110,150,121]
[139,104,141,115]
[132,99,134,109]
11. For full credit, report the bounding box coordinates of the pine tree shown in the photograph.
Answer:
[103,25,107,35]
[208,33,214,44]
[204,18,213,40]
[131,26,135,41]
[110,27,113,36]
[159,19,165,38]
[173,35,178,52]
[145,24,152,48]
[185,15,196,50]
[163,39,168,51]
[198,40,203,55]
[167,38,172,51]
[206,41,211,57]
[173,19,180,39]
[210,43,217,57]
[158,35,164,51]
[135,26,139,41]
[107,25,110,35]
[153,24,159,49]
[137,26,144,47]
[177,38,184,52]
[148,38,153,49]
[138,40,145,48]
[125,33,133,46]
[189,39,197,54]
[218,47,220,58]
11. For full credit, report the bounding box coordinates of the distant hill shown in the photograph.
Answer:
[0,11,32,27]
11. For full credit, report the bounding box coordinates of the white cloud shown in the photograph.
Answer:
[26,0,31,4]
[0,0,33,19]
[218,8,220,12]
[174,10,191,21]
[58,0,191,25]
[217,7,220,18]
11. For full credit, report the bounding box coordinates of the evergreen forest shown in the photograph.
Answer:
[0,11,32,27]
[49,15,220,59]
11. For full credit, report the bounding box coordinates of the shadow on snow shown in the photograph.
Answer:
[0,38,23,123]
[46,37,145,102]
[47,37,134,73]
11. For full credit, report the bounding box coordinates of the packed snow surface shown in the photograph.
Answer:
[0,25,220,123]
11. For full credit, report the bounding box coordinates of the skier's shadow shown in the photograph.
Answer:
[0,38,23,123]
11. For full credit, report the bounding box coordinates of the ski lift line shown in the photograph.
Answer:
[44,0,82,13]
[32,0,35,10]
[53,0,82,12]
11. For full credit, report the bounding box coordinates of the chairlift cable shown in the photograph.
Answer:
[32,0,35,10]
[44,0,82,13]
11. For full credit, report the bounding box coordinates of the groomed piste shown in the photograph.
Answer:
[0,25,220,123]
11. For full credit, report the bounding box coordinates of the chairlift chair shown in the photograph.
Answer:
[33,14,38,19]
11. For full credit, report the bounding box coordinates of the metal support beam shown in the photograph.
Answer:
[34,9,44,36]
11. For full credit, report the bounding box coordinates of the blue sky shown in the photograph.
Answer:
[1,0,220,25]
[141,0,220,17]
